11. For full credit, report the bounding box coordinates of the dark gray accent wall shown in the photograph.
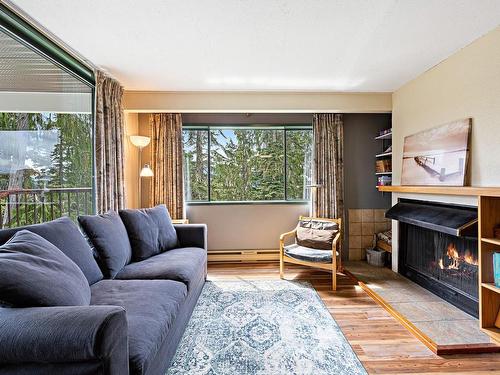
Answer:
[344,113,392,210]
[343,113,392,259]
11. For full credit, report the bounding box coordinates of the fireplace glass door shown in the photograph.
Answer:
[400,223,479,316]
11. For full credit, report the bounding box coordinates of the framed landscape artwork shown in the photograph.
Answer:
[401,118,472,186]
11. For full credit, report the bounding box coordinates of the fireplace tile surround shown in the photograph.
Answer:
[348,208,391,261]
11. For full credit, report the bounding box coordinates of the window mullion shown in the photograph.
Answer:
[284,128,288,201]
[207,128,211,202]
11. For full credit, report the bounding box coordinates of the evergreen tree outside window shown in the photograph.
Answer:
[182,125,312,203]
[183,129,209,202]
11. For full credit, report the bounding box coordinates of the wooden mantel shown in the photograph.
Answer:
[378,185,500,197]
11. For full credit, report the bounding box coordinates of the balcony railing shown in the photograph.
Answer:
[0,187,93,229]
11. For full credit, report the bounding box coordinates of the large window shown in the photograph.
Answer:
[0,113,93,227]
[0,11,94,228]
[183,126,312,203]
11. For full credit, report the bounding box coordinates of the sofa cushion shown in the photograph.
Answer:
[90,279,187,375]
[119,204,178,262]
[0,230,91,307]
[296,218,339,250]
[0,217,103,285]
[78,211,132,279]
[115,247,206,290]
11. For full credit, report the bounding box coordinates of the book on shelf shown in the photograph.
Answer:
[496,308,500,329]
[494,252,500,288]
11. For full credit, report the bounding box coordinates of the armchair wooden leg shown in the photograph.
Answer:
[279,247,284,280]
[332,257,337,291]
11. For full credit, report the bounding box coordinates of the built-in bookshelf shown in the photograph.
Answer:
[375,130,392,189]
[479,195,500,343]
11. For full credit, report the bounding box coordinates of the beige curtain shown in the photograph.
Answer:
[95,71,125,213]
[312,114,344,220]
[149,114,184,219]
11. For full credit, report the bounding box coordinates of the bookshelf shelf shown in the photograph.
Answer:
[482,283,500,294]
[482,237,500,247]
[482,327,500,343]
[374,132,392,140]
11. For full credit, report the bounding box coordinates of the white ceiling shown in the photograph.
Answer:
[9,0,500,92]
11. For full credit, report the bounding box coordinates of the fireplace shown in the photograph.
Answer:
[387,199,479,317]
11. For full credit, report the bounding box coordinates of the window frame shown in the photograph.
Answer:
[183,123,313,205]
[0,4,96,215]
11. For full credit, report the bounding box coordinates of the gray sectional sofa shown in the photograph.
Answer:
[0,207,207,375]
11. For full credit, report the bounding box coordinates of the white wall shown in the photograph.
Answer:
[390,26,500,271]
[123,113,140,209]
[186,204,309,251]
[123,91,392,113]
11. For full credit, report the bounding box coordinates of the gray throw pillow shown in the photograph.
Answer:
[296,219,339,250]
[119,204,179,262]
[78,211,132,278]
[0,230,91,307]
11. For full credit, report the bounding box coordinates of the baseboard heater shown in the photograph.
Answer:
[208,249,279,263]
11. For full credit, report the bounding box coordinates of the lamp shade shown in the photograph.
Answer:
[140,163,154,177]
[130,135,150,148]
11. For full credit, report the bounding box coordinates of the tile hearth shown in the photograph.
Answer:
[345,261,499,351]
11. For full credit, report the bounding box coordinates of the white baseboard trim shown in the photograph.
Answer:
[208,249,279,263]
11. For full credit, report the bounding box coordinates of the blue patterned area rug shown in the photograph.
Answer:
[167,280,367,375]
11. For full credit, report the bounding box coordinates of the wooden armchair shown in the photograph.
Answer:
[280,216,342,290]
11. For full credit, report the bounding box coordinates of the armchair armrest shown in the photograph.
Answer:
[0,305,128,373]
[174,224,207,251]
[280,229,297,244]
[331,232,341,250]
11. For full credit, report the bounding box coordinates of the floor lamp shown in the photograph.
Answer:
[130,135,153,208]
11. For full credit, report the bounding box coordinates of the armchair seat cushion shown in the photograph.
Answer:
[284,244,337,263]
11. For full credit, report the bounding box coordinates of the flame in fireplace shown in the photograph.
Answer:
[438,243,478,270]
[464,250,478,265]
[446,243,460,269]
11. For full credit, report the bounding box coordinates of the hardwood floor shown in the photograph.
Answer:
[207,262,500,374]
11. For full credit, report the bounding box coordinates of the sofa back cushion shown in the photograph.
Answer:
[0,217,103,285]
[296,219,339,250]
[119,204,179,262]
[0,230,91,307]
[78,211,132,278]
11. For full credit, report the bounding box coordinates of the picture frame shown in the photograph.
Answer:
[401,118,472,186]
